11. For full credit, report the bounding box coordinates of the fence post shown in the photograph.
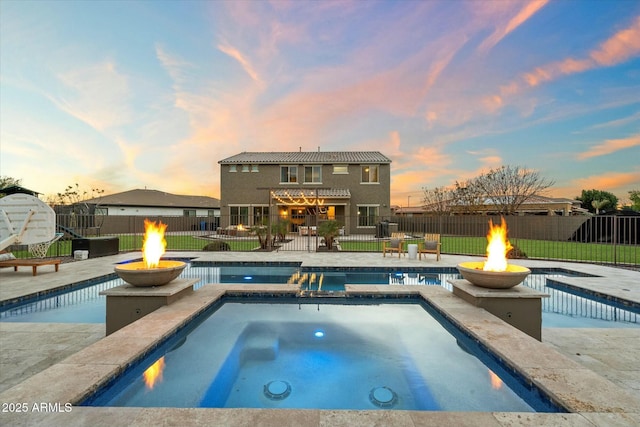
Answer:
[612,215,617,265]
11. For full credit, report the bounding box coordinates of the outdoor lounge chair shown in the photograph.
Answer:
[0,256,61,276]
[418,233,441,261]
[383,232,405,257]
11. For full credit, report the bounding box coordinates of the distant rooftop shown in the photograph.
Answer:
[83,189,219,208]
[0,185,40,197]
[219,151,391,164]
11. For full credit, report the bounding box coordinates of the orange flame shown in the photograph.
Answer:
[143,219,167,268]
[488,369,503,389]
[143,356,165,390]
[483,217,512,272]
[236,223,245,231]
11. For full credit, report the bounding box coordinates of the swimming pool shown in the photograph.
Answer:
[82,297,564,412]
[1,263,637,328]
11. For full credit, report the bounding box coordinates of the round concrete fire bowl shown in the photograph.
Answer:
[457,261,531,289]
[115,260,186,287]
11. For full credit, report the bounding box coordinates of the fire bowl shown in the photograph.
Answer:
[457,261,531,289]
[114,260,186,287]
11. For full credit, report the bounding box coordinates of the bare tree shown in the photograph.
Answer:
[473,166,554,215]
[53,184,104,208]
[451,179,486,214]
[51,183,106,232]
[422,186,453,215]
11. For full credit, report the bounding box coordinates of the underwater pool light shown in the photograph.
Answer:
[314,330,325,338]
[243,276,253,280]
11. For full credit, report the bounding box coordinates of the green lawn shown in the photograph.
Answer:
[11,234,638,266]
[339,236,639,265]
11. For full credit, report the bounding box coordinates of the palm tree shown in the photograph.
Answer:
[591,199,609,215]
[318,220,341,250]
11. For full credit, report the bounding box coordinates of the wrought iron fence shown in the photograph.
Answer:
[11,214,639,267]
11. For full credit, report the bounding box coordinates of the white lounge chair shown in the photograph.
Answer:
[0,193,56,252]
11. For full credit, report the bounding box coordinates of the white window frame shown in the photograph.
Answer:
[333,165,348,174]
[357,205,379,227]
[280,165,298,184]
[230,206,249,226]
[304,165,322,184]
[361,165,379,183]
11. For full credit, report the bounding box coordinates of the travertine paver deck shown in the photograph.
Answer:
[0,251,639,426]
[0,323,104,394]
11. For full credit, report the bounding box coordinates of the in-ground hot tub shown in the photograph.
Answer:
[82,297,564,412]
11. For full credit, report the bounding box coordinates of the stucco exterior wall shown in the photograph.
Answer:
[219,160,391,234]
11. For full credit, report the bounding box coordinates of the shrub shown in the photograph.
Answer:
[203,240,231,251]
[508,243,527,259]
[318,220,341,250]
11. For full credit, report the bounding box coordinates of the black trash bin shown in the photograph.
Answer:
[376,221,390,238]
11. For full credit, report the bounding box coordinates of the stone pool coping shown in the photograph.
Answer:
[1,283,639,426]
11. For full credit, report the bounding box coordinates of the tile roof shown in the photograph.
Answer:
[219,151,391,164]
[83,189,220,208]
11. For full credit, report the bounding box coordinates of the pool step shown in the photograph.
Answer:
[241,332,279,363]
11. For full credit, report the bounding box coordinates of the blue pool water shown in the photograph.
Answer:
[1,263,637,328]
[82,299,564,412]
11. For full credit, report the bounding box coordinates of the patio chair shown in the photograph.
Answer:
[383,232,405,257]
[418,233,441,261]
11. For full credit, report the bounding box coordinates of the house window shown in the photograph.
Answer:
[251,164,259,172]
[242,164,250,172]
[230,206,249,226]
[333,165,348,174]
[184,209,196,217]
[95,207,108,215]
[253,206,269,225]
[207,210,216,217]
[229,165,237,172]
[280,166,298,183]
[304,165,322,183]
[361,165,379,183]
[357,205,378,227]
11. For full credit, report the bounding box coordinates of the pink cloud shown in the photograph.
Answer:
[572,170,640,192]
[591,16,640,66]
[478,0,549,52]
[577,134,640,160]
[217,43,261,83]
[499,15,640,96]
[414,146,452,168]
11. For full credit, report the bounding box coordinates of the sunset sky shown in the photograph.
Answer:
[1,0,639,207]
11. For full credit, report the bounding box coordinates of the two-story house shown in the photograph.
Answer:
[218,151,392,235]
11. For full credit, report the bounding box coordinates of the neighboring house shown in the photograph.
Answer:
[391,205,428,217]
[449,195,586,216]
[218,151,392,234]
[82,189,220,217]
